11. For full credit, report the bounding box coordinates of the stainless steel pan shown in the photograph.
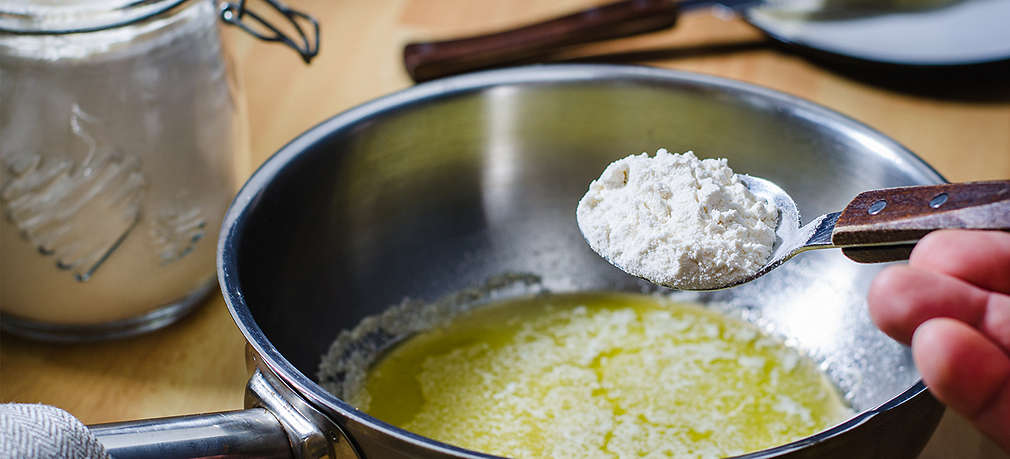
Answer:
[92,64,945,458]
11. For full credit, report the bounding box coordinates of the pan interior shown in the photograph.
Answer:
[326,290,856,458]
[231,76,939,419]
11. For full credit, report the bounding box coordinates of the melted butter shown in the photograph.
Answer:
[349,292,851,458]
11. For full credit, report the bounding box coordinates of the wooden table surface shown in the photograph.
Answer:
[2,1,1008,457]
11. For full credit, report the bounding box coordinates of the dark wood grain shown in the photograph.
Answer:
[832,181,1010,260]
[402,0,681,82]
[840,245,916,264]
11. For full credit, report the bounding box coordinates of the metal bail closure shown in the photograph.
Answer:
[220,0,320,64]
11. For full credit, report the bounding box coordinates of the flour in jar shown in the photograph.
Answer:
[576,149,778,290]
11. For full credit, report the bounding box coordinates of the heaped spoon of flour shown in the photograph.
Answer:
[576,149,1010,291]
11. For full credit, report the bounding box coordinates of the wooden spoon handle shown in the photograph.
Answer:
[833,180,1010,263]
[403,0,681,82]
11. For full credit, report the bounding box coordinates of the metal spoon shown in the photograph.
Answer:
[659,177,1009,291]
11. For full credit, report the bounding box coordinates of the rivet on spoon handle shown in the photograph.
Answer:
[832,180,1010,263]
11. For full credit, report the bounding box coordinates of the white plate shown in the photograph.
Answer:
[746,0,1010,66]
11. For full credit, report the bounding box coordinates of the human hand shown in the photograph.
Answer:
[868,229,1010,453]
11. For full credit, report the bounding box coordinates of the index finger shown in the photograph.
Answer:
[910,230,1010,295]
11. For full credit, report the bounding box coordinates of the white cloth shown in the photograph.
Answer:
[0,403,108,459]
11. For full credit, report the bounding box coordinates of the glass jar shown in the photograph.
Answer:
[0,0,315,340]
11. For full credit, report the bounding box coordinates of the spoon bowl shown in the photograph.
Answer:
[688,175,838,291]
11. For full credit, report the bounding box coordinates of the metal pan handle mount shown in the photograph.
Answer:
[90,369,358,459]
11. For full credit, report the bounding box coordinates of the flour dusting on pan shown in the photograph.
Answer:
[317,272,547,403]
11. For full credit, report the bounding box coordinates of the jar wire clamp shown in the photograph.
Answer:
[220,0,319,64]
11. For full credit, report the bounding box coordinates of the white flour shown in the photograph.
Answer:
[576,149,778,290]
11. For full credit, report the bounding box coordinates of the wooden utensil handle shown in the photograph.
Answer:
[832,180,1010,262]
[403,0,681,82]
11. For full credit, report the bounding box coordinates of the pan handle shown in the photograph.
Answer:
[89,369,359,459]
[90,408,291,458]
